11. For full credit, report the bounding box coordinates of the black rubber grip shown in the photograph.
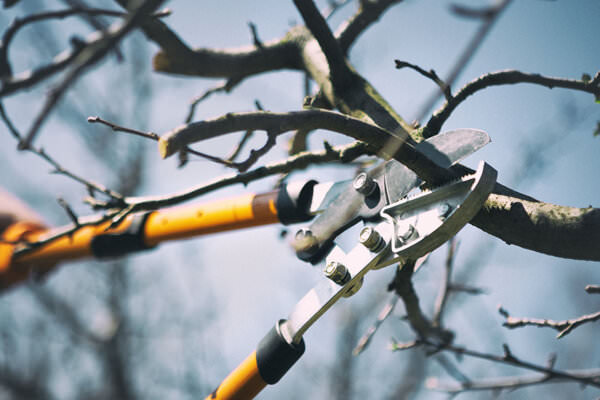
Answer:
[90,212,155,258]
[276,181,317,225]
[256,320,305,384]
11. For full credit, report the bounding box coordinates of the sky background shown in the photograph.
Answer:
[1,1,599,399]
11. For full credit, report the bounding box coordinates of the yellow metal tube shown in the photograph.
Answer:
[1,192,280,290]
[206,351,267,400]
[144,192,278,246]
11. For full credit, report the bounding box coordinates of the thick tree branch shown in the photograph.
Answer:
[293,0,352,87]
[471,194,600,261]
[156,109,448,181]
[151,31,303,78]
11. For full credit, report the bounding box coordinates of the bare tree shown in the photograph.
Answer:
[1,1,599,399]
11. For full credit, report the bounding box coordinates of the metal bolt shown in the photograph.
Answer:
[437,203,452,220]
[295,228,317,248]
[359,226,385,252]
[295,228,313,241]
[294,228,319,259]
[353,172,377,196]
[324,261,350,285]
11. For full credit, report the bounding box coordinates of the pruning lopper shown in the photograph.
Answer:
[0,128,496,399]
[207,157,497,399]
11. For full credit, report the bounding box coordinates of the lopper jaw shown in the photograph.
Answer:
[280,160,497,344]
[291,128,492,265]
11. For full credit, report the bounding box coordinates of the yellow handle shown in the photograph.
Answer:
[206,351,267,400]
[144,191,278,246]
[1,192,280,290]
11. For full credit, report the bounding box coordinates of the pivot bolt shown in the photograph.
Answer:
[324,261,350,285]
[353,172,377,196]
[359,226,385,252]
[295,228,318,251]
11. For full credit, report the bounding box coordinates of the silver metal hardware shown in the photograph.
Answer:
[324,261,350,285]
[359,226,385,252]
[353,172,377,196]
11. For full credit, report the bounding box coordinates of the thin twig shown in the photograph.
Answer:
[390,339,600,389]
[0,7,170,94]
[585,284,600,294]
[225,100,263,162]
[432,238,458,327]
[448,283,488,295]
[17,0,166,149]
[14,141,371,255]
[117,140,370,212]
[336,0,404,54]
[247,22,263,49]
[415,0,512,124]
[56,198,80,227]
[0,102,125,203]
[156,109,451,187]
[184,77,243,123]
[87,116,235,168]
[353,295,398,356]
[395,60,451,100]
[424,69,600,138]
[499,306,600,339]
[426,369,600,394]
[0,7,169,78]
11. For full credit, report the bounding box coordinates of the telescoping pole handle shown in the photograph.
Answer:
[207,320,305,400]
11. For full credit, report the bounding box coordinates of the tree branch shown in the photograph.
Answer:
[0,102,125,204]
[395,60,451,100]
[16,0,166,149]
[432,239,458,327]
[424,70,600,138]
[499,306,600,339]
[391,340,600,389]
[471,193,600,261]
[151,30,302,78]
[415,0,512,124]
[388,262,454,346]
[293,0,352,87]
[336,0,404,54]
[585,284,600,294]
[157,108,433,167]
[87,116,236,169]
[426,368,600,394]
